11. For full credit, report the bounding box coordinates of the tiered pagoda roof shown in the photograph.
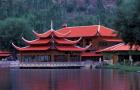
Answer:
[58,25,118,37]
[58,25,122,42]
[12,28,91,52]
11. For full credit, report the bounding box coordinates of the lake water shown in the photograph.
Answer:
[0,68,140,90]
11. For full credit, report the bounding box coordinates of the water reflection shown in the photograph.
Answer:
[0,68,11,90]
[0,68,140,90]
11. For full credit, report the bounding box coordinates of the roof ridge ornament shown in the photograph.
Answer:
[50,20,54,31]
[97,19,101,32]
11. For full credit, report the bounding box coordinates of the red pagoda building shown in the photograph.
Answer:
[0,51,11,59]
[12,23,91,62]
[97,43,140,64]
[58,25,122,60]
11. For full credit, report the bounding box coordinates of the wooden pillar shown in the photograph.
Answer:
[20,53,22,62]
[37,55,38,62]
[112,54,118,64]
[80,55,82,62]
[112,55,115,64]
[129,55,133,65]
[51,54,54,62]
[49,55,51,62]
[83,38,86,47]
[68,54,70,62]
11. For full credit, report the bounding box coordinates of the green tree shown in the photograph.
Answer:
[0,17,33,51]
[68,15,97,26]
[114,0,140,47]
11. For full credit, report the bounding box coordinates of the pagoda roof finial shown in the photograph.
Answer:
[50,20,54,30]
[97,18,101,32]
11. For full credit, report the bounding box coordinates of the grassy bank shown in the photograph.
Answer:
[101,64,140,72]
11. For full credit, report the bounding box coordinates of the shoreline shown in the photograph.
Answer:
[0,61,96,69]
[97,64,140,72]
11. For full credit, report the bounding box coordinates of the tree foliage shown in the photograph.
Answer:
[0,17,33,51]
[114,0,140,47]
[0,0,118,51]
[0,0,117,30]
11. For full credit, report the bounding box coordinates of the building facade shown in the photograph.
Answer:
[13,25,122,62]
[98,43,140,64]
[12,27,91,62]
[58,25,122,61]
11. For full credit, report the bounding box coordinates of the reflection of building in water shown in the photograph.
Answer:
[0,69,11,90]
[11,70,51,90]
[9,69,140,90]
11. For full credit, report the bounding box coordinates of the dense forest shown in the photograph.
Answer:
[0,0,117,30]
[0,0,139,51]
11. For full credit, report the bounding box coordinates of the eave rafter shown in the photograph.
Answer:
[32,30,52,38]
[53,30,71,38]
[56,42,92,51]
[22,37,50,45]
[12,43,29,51]
[32,29,71,38]
[22,37,38,43]
[12,43,50,51]
[55,37,82,44]
[75,42,92,50]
